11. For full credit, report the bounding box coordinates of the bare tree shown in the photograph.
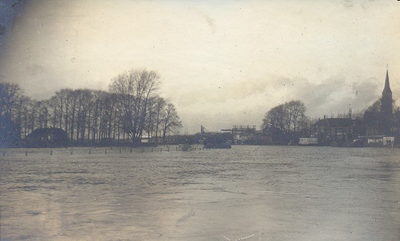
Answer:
[109,69,160,145]
[153,96,166,144]
[73,89,93,142]
[15,95,31,138]
[0,83,24,146]
[262,104,286,131]
[284,100,306,133]
[262,100,307,136]
[161,103,182,143]
[0,82,23,119]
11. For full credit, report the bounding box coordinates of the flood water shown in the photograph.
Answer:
[0,146,400,241]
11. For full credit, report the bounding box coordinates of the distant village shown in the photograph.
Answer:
[197,69,399,148]
[0,68,399,148]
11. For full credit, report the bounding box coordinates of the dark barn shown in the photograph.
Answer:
[25,128,68,147]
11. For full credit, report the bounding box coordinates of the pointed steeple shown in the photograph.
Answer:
[381,65,393,116]
[381,66,393,135]
[383,66,392,94]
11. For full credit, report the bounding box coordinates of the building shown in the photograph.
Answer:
[381,68,393,135]
[363,68,394,138]
[312,117,355,145]
[25,128,68,147]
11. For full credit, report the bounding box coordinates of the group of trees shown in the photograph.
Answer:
[0,69,182,147]
[262,100,311,141]
[0,82,23,146]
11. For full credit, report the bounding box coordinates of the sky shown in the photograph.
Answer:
[0,0,399,134]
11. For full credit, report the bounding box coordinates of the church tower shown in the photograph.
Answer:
[381,67,393,135]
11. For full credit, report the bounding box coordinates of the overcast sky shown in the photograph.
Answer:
[0,0,399,133]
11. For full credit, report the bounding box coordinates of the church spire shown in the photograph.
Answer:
[381,66,393,135]
[383,65,392,94]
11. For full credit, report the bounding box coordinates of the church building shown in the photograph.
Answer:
[363,68,394,137]
[381,69,393,135]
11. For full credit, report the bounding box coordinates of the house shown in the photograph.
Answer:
[312,117,355,145]
[25,128,68,147]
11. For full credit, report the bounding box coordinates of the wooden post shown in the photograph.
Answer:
[50,150,53,156]
[105,149,107,154]
[119,148,121,154]
[25,151,28,156]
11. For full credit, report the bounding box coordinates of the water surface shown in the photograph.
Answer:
[1,146,399,240]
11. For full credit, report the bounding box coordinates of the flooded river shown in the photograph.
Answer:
[1,146,400,240]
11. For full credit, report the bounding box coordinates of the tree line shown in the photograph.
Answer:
[0,69,182,147]
[261,100,311,140]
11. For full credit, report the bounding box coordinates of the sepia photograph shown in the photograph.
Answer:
[0,0,400,240]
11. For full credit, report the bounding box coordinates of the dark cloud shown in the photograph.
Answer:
[282,76,381,117]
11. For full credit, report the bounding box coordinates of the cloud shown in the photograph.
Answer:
[174,73,383,133]
[278,75,381,117]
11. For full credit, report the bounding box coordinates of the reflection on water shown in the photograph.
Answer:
[1,146,400,240]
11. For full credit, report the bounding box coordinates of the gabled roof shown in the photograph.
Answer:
[26,128,68,140]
